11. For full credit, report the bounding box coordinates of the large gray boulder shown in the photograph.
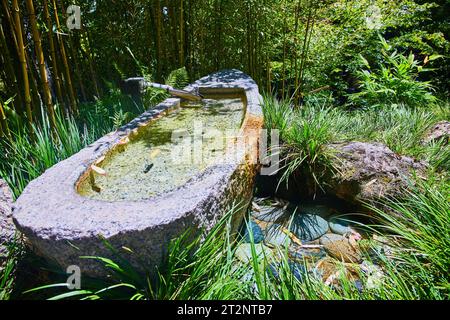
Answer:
[325,142,426,206]
[0,179,15,262]
[422,121,450,145]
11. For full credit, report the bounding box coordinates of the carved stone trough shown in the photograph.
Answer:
[13,70,263,278]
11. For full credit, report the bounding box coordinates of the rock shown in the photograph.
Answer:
[235,243,273,264]
[315,257,361,286]
[290,213,329,242]
[264,224,291,247]
[289,246,327,262]
[328,217,354,235]
[266,261,306,281]
[299,203,336,219]
[314,257,338,281]
[251,205,288,223]
[323,239,362,263]
[422,121,450,145]
[354,279,364,293]
[325,142,426,206]
[0,179,15,261]
[242,220,264,243]
[319,233,346,245]
[360,260,385,290]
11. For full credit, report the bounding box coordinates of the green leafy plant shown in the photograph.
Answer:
[349,36,439,108]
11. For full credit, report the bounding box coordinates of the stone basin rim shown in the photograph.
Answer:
[12,69,263,240]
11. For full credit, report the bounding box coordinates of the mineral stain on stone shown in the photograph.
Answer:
[78,97,245,201]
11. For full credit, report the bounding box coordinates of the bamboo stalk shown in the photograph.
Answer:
[179,0,184,66]
[0,22,23,114]
[12,0,33,130]
[43,0,64,106]
[0,100,11,140]
[60,3,87,102]
[26,0,56,129]
[52,0,78,115]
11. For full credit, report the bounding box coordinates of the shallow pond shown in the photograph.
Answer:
[77,96,245,201]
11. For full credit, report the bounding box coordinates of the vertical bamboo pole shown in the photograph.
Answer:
[0,100,11,140]
[12,0,33,130]
[155,0,163,79]
[52,0,78,115]
[281,0,287,100]
[43,0,64,106]
[25,0,56,129]
[0,22,23,114]
[60,4,87,102]
[179,0,184,67]
[81,31,101,98]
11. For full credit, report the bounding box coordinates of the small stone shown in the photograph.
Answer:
[299,204,336,219]
[360,260,385,290]
[324,239,362,263]
[242,220,264,243]
[289,246,326,262]
[319,233,346,245]
[235,243,272,264]
[291,214,329,242]
[354,279,364,293]
[264,224,291,247]
[329,217,353,235]
[266,262,306,281]
[251,205,287,222]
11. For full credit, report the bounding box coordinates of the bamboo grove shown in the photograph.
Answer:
[0,0,325,138]
[1,0,448,139]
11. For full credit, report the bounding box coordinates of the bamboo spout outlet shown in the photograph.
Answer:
[121,77,203,102]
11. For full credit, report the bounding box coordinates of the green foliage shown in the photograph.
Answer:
[0,90,138,198]
[348,37,438,108]
[0,238,23,300]
[142,67,190,107]
[368,178,450,299]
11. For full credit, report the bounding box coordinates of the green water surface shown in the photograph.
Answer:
[77,97,245,201]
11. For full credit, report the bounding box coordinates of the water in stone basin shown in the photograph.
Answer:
[77,96,245,201]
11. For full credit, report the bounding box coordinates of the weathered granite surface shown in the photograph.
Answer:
[13,70,263,278]
[326,142,426,205]
[1,179,15,262]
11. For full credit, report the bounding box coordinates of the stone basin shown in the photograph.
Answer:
[12,70,263,278]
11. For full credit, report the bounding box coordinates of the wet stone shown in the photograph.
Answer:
[242,220,264,243]
[251,205,287,223]
[319,233,346,245]
[299,204,336,219]
[290,213,329,242]
[323,239,362,263]
[264,224,291,247]
[329,216,353,235]
[289,246,327,262]
[266,262,306,281]
[235,243,272,264]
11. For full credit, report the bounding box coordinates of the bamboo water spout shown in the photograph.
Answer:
[121,77,203,102]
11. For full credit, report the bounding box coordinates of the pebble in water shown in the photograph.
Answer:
[323,239,362,263]
[242,220,264,243]
[291,213,329,242]
[319,233,346,246]
[235,243,273,264]
[251,206,287,223]
[266,262,306,281]
[329,216,354,235]
[264,223,291,248]
[289,246,327,262]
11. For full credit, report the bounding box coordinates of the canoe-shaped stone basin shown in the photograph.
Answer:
[13,70,263,278]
